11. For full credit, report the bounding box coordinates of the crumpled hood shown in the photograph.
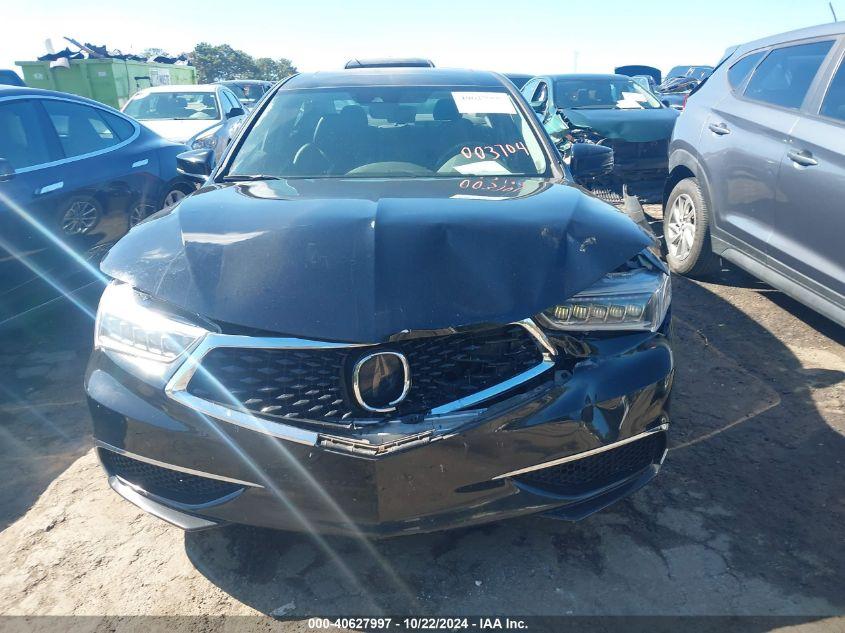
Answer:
[101,178,652,342]
[561,107,679,142]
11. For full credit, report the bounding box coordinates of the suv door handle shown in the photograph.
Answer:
[708,122,731,135]
[787,149,818,167]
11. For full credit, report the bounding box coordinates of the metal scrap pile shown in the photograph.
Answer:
[38,37,191,68]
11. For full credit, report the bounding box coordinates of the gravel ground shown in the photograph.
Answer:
[0,255,843,631]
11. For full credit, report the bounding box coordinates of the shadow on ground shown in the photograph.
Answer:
[0,286,100,530]
[183,274,845,617]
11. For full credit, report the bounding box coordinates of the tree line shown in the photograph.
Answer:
[142,43,297,83]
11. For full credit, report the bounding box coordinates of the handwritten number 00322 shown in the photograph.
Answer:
[460,142,529,160]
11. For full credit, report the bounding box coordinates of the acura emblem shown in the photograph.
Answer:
[352,351,411,413]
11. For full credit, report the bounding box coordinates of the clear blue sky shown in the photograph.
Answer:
[3,0,840,76]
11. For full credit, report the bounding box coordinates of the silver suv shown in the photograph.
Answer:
[665,23,845,327]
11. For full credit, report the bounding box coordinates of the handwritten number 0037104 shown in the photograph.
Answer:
[460,142,529,160]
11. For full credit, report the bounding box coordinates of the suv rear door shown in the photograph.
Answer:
[699,39,834,259]
[769,39,845,303]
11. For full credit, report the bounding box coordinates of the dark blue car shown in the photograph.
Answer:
[0,69,24,86]
[0,86,195,322]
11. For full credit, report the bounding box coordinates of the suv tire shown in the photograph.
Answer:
[664,177,720,277]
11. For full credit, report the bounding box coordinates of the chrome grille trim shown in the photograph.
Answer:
[95,440,263,488]
[164,320,557,445]
[493,423,670,480]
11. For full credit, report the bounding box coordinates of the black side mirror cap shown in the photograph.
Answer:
[227,107,245,119]
[0,158,15,182]
[177,149,215,183]
[569,143,614,183]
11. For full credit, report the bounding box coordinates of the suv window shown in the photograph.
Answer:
[42,100,127,157]
[820,57,845,122]
[728,51,765,89]
[0,100,58,169]
[744,40,834,109]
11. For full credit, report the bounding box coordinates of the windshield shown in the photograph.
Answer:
[224,86,549,179]
[553,78,663,110]
[123,91,220,121]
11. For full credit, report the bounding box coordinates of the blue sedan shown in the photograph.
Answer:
[0,86,195,322]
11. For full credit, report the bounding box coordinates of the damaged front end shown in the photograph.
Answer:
[552,106,678,204]
[86,213,673,535]
[84,173,674,535]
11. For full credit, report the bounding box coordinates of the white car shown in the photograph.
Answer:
[122,84,246,163]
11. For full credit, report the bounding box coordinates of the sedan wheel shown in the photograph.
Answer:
[128,204,151,228]
[61,200,99,235]
[665,193,696,261]
[163,188,187,208]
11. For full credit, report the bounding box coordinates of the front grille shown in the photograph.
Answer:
[100,450,242,505]
[186,324,545,424]
[515,431,666,496]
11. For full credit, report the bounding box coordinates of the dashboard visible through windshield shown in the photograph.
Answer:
[224,86,550,179]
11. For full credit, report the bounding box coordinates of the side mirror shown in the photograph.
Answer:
[177,149,214,183]
[530,100,545,114]
[227,107,245,119]
[569,143,614,183]
[0,158,15,182]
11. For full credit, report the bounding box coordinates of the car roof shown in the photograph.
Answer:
[545,74,633,81]
[218,79,270,85]
[736,21,845,55]
[283,68,508,89]
[0,85,122,109]
[344,58,435,69]
[136,84,219,94]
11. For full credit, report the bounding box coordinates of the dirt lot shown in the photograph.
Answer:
[0,257,843,630]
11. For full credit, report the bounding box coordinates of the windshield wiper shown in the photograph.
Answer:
[220,174,283,182]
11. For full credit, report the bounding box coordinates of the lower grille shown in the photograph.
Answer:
[100,450,242,505]
[515,432,666,496]
[185,324,545,424]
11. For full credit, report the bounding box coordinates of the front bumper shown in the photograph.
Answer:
[86,322,673,537]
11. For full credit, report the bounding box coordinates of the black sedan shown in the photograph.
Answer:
[86,68,673,536]
[521,74,679,202]
[0,86,195,322]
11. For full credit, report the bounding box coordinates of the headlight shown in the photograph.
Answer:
[95,282,210,362]
[537,255,671,332]
[189,125,221,151]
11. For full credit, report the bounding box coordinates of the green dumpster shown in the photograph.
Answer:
[15,58,197,109]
